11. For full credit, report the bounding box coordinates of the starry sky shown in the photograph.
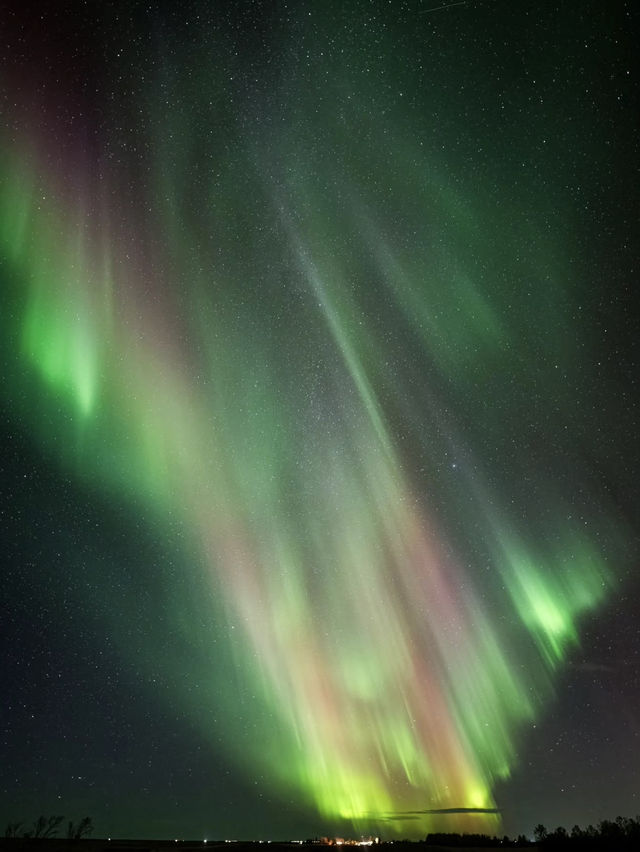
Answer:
[1,0,638,842]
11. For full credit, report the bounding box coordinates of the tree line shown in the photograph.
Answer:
[531,816,640,848]
[5,814,640,847]
[421,815,640,848]
[4,816,93,841]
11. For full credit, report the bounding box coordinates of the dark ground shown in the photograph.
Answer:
[0,842,524,852]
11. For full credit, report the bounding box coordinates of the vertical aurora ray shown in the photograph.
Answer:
[0,4,631,837]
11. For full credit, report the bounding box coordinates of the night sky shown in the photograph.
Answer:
[1,0,638,842]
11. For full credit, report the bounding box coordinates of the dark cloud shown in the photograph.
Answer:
[375,808,500,821]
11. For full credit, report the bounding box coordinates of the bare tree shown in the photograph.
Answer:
[67,817,94,840]
[5,822,23,839]
[29,815,64,838]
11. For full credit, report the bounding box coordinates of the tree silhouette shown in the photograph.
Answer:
[534,824,548,843]
[529,814,640,848]
[67,817,94,840]
[4,822,23,839]
[26,815,64,838]
[552,826,568,841]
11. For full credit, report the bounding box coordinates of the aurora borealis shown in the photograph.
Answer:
[1,0,638,842]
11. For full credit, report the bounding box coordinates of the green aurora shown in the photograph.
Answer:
[0,0,635,839]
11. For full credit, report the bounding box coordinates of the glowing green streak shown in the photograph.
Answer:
[498,533,610,666]
[22,288,97,416]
